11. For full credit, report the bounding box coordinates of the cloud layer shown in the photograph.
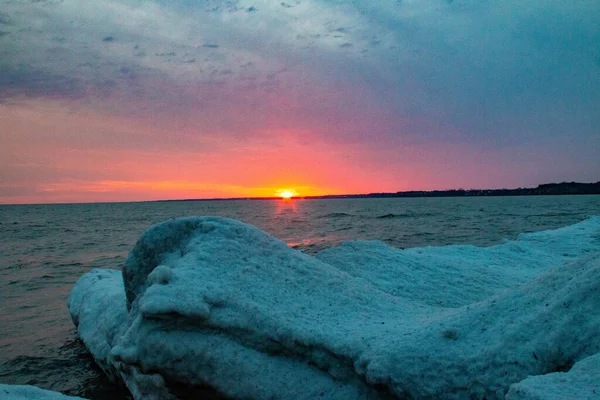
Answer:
[1,0,599,203]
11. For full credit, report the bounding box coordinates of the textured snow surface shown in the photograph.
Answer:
[0,384,85,400]
[506,353,600,400]
[69,216,600,399]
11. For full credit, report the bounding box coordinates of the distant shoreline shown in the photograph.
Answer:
[159,181,600,202]
[2,181,598,206]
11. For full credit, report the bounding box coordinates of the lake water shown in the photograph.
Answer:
[1,195,599,399]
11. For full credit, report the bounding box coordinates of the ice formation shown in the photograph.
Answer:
[68,216,600,399]
[506,353,600,399]
[0,384,85,400]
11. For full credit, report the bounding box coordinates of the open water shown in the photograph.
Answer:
[1,195,599,398]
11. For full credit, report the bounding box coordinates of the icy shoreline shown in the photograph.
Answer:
[0,384,85,399]
[67,216,600,399]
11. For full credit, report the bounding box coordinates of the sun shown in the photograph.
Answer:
[277,189,295,199]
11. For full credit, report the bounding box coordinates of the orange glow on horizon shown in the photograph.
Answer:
[41,181,313,199]
[0,100,433,205]
[6,179,335,204]
[277,189,296,199]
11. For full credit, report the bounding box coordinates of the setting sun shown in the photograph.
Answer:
[277,189,296,199]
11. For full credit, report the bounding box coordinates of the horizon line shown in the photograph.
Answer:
[1,180,598,206]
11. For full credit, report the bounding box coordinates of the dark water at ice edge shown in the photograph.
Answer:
[1,195,599,399]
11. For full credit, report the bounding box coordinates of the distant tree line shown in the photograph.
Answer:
[158,181,600,202]
[312,181,600,199]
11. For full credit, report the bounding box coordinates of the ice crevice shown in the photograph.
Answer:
[68,216,600,399]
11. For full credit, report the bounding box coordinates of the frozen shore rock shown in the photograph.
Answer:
[506,352,600,400]
[69,216,600,399]
[0,384,85,400]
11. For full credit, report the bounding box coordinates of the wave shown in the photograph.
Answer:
[527,212,579,218]
[318,212,354,219]
[376,212,435,219]
[376,213,410,219]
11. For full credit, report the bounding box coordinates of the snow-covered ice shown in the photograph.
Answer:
[68,216,600,399]
[316,218,599,307]
[0,384,85,400]
[506,353,600,399]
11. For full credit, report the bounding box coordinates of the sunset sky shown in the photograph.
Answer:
[1,0,599,204]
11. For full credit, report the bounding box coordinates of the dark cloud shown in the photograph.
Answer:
[0,66,82,103]
[0,12,13,25]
